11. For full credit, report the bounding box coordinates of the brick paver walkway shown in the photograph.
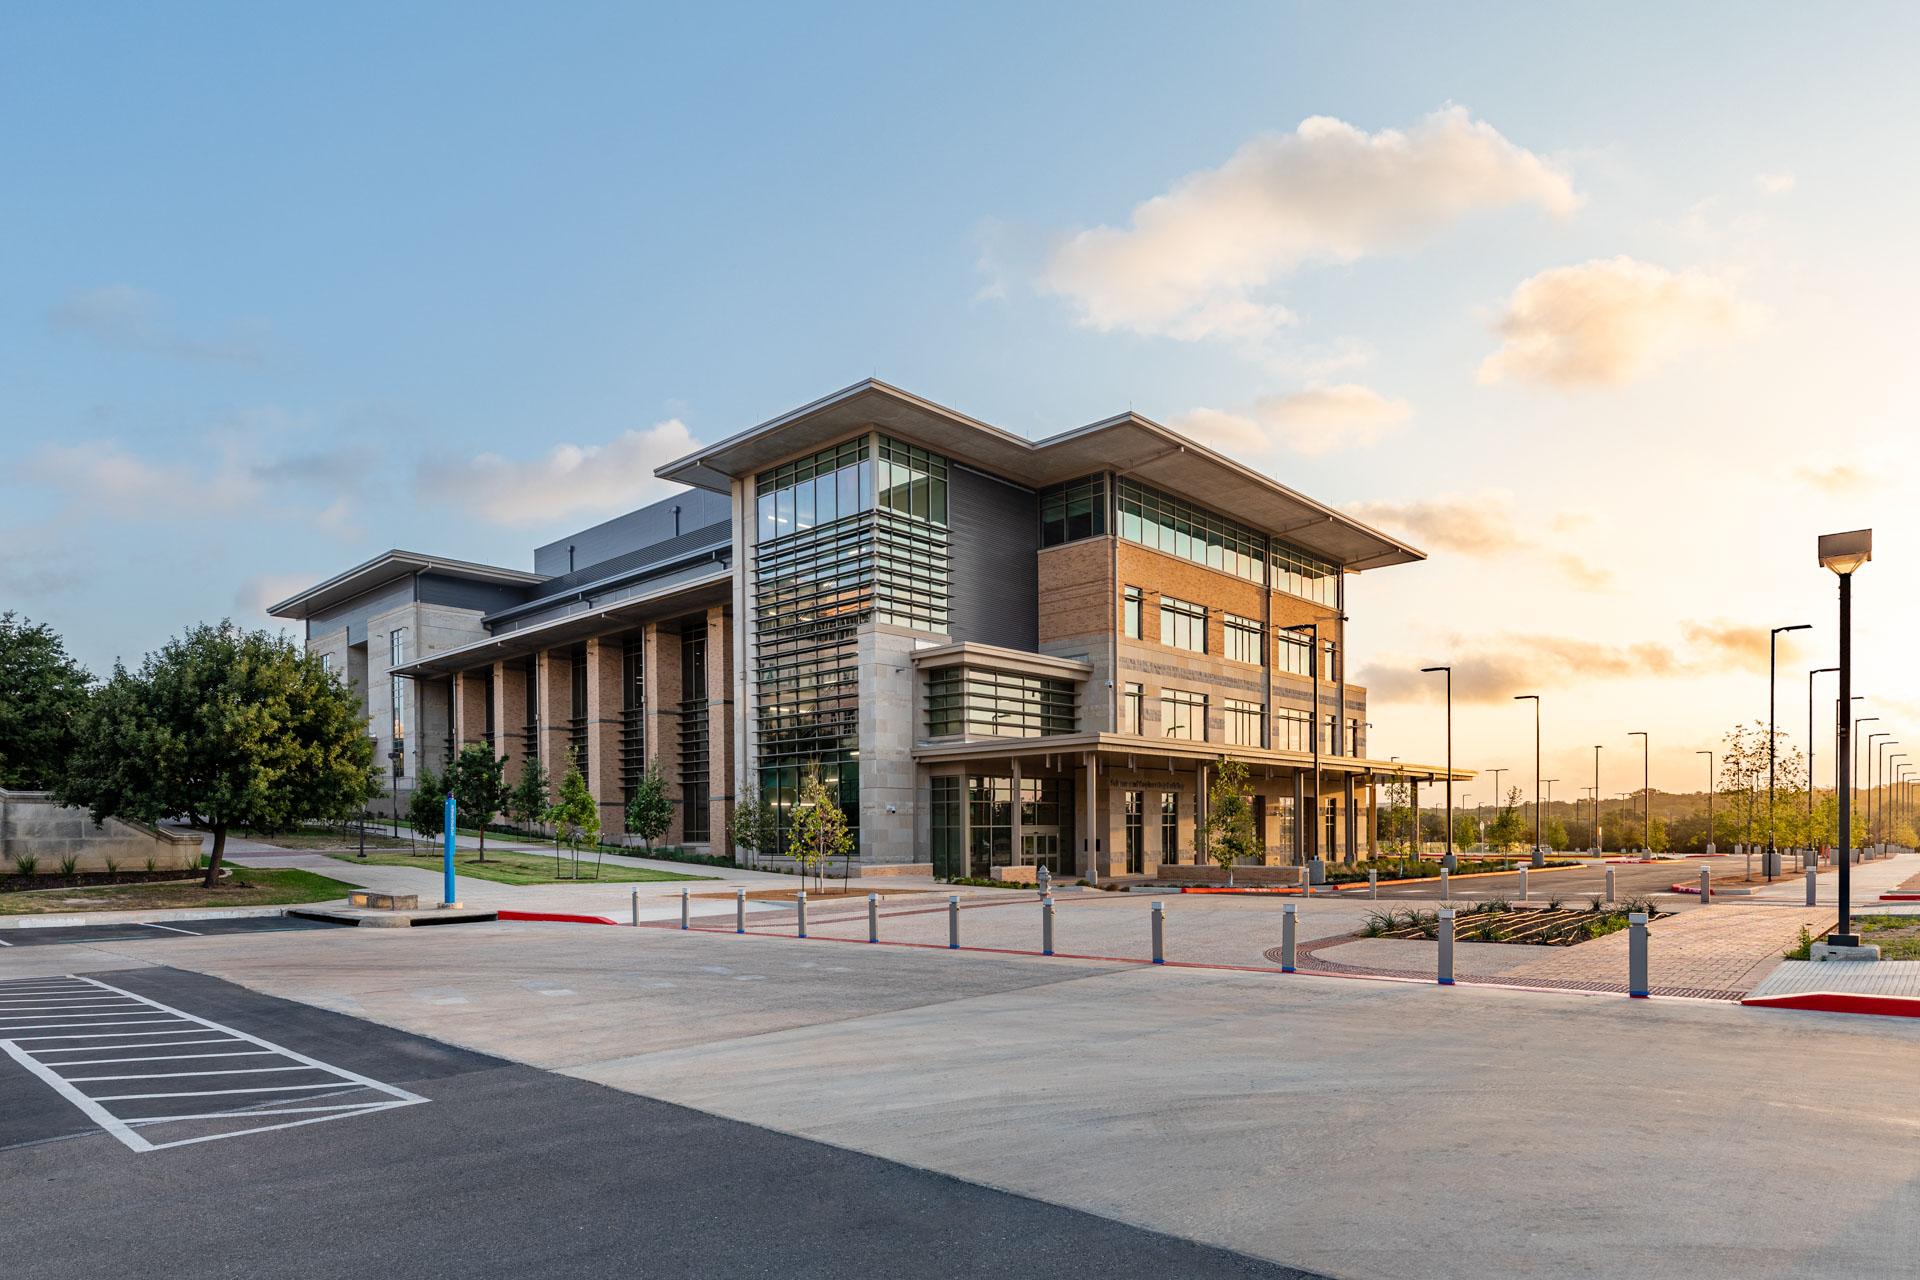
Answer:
[1502,902,1831,993]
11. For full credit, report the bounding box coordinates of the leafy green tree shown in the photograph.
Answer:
[506,753,551,835]
[726,788,775,863]
[625,760,673,851]
[1485,787,1527,851]
[0,612,93,789]
[58,621,374,887]
[1204,756,1259,885]
[1544,816,1569,851]
[1375,777,1413,856]
[545,751,601,878]
[1453,812,1479,852]
[787,768,852,891]
[407,765,445,842]
[448,743,510,861]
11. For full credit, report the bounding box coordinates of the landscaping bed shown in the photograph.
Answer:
[3,867,205,893]
[1358,897,1668,946]
[1322,856,1583,884]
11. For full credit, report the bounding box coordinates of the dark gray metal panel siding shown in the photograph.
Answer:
[534,489,732,577]
[417,573,535,615]
[306,577,415,647]
[947,465,1038,652]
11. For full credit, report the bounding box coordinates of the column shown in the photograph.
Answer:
[536,648,570,784]
[644,623,684,845]
[705,605,734,853]
[1081,752,1098,880]
[1367,781,1379,859]
[1343,774,1358,863]
[1010,755,1024,869]
[493,659,527,782]
[453,670,488,749]
[584,636,625,836]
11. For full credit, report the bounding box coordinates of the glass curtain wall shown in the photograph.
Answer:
[680,627,710,842]
[754,435,951,848]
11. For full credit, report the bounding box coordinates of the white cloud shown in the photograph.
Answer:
[48,284,269,364]
[1477,257,1758,388]
[1042,106,1579,345]
[1756,172,1796,195]
[1174,383,1412,457]
[235,572,319,623]
[419,419,699,526]
[30,441,201,511]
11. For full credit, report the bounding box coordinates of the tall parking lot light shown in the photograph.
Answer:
[1697,751,1714,854]
[1888,754,1908,846]
[1421,666,1453,865]
[1866,732,1891,851]
[1808,667,1837,850]
[1629,732,1650,852]
[1819,528,1871,946]
[1768,624,1812,880]
[1515,695,1543,867]
[1593,746,1603,854]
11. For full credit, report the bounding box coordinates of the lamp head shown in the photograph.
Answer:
[1818,528,1872,575]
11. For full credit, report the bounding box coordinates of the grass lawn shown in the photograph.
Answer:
[0,864,361,915]
[232,825,419,851]
[324,849,714,886]
[1859,914,1920,960]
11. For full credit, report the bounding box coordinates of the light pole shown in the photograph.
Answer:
[1888,753,1909,847]
[1514,695,1543,866]
[1808,666,1837,855]
[1819,528,1871,947]
[1592,746,1603,854]
[1543,779,1558,852]
[1866,731,1890,853]
[1697,750,1714,854]
[1768,624,1812,879]
[1875,739,1899,848]
[1421,666,1454,869]
[1629,731,1650,853]
[1281,621,1322,864]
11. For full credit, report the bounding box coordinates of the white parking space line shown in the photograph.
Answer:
[139,923,201,935]
[0,975,427,1153]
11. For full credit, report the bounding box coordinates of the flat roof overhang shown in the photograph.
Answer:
[268,550,547,620]
[388,569,730,678]
[910,641,1094,681]
[656,380,1425,571]
[911,732,1470,782]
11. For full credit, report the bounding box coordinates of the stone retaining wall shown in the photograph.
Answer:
[0,790,202,873]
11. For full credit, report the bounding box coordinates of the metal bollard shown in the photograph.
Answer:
[1628,912,1649,997]
[680,887,690,930]
[1805,865,1817,907]
[1437,908,1456,985]
[1699,866,1711,906]
[1038,865,1051,897]
[796,889,808,938]
[632,888,642,927]
[1151,900,1165,964]
[1042,895,1055,956]
[1439,868,1449,900]
[1280,902,1298,972]
[1517,866,1529,901]
[867,892,879,943]
[1605,866,1616,903]
[948,894,960,949]
[1368,869,1378,899]
[735,886,746,934]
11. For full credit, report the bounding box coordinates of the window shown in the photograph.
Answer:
[1272,544,1339,607]
[1116,478,1266,584]
[1040,475,1107,545]
[388,629,408,755]
[1159,596,1207,653]
[1277,708,1313,752]
[319,652,333,678]
[1160,689,1206,741]
[1160,792,1178,862]
[1224,613,1262,665]
[931,776,964,880]
[1347,718,1362,758]
[926,666,1077,739]
[1277,631,1313,676]
[681,630,711,842]
[1223,698,1264,747]
[1121,682,1144,736]
[755,439,869,544]
[1123,586,1143,639]
[1124,790,1144,874]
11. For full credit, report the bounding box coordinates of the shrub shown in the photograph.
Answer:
[144,855,157,873]
[11,853,39,877]
[103,855,120,875]
[58,853,79,876]
[1784,924,1814,961]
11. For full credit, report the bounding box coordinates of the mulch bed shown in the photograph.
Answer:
[2,869,205,893]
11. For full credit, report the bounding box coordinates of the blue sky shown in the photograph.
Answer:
[6,2,1919,794]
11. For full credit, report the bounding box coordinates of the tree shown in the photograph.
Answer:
[1484,787,1527,851]
[506,754,551,835]
[1204,756,1259,886]
[624,760,673,852]
[545,751,601,879]
[407,766,445,843]
[1544,817,1569,851]
[448,744,510,862]
[58,622,374,887]
[1376,777,1413,856]
[0,613,93,790]
[727,788,775,864]
[787,768,852,891]
[1452,812,1479,852]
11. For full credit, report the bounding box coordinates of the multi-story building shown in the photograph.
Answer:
[269,380,1464,876]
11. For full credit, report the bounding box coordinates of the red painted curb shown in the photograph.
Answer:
[497,909,619,926]
[1879,893,1920,901]
[1740,992,1920,1019]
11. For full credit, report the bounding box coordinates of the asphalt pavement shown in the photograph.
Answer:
[1,964,1322,1280]
[0,916,349,948]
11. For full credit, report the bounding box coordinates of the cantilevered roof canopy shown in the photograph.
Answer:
[656,380,1425,571]
[267,550,547,620]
